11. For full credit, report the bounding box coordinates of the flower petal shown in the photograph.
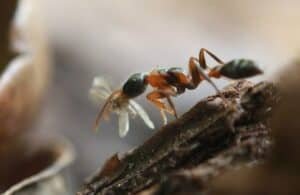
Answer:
[90,77,114,104]
[129,100,155,129]
[160,110,168,125]
[118,111,130,137]
[89,88,111,103]
[92,77,112,93]
[127,103,137,116]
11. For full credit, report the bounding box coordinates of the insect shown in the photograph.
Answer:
[90,48,263,137]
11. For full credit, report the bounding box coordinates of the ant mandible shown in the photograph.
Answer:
[91,48,263,136]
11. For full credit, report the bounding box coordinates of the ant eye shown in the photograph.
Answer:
[122,73,147,98]
[220,59,263,79]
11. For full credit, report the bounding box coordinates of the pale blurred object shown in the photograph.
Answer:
[0,0,56,193]
[3,139,74,195]
[0,0,51,145]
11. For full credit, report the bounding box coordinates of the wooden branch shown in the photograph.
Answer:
[78,80,278,195]
[139,122,271,195]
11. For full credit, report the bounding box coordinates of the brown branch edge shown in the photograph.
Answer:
[78,80,279,195]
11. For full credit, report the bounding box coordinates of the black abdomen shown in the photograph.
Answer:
[220,59,262,79]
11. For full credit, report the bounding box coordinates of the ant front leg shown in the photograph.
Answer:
[146,89,178,125]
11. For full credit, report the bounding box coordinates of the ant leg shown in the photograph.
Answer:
[159,86,179,118]
[198,48,225,69]
[146,91,174,114]
[146,90,178,122]
[163,89,178,118]
[189,57,221,93]
[146,91,171,125]
[188,57,202,89]
[189,57,226,101]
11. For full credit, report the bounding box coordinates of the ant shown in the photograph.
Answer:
[91,48,263,137]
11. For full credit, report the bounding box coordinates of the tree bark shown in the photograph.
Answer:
[78,80,278,195]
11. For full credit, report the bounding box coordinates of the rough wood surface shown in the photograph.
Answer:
[78,80,278,195]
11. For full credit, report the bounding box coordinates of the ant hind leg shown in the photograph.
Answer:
[188,57,227,102]
[198,48,225,69]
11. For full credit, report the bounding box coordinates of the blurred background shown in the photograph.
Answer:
[17,0,300,188]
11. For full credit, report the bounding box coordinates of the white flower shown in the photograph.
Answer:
[90,77,155,137]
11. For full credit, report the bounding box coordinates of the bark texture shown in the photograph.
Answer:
[78,80,278,195]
